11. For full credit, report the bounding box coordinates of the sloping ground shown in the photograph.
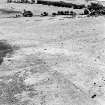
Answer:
[0,0,103,18]
[0,14,105,105]
[0,2,105,105]
[0,3,84,17]
[0,45,99,105]
[39,0,87,4]
[0,8,21,18]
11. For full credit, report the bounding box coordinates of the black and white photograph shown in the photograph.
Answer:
[0,0,105,105]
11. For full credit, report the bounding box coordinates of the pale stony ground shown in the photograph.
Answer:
[0,2,105,105]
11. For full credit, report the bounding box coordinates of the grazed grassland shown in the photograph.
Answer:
[0,2,105,105]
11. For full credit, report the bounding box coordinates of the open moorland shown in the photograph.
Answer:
[0,1,105,105]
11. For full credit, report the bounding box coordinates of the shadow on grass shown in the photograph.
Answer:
[0,40,19,65]
[0,9,21,14]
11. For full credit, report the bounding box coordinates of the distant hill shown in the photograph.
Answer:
[0,0,104,6]
[0,0,99,4]
[37,0,86,5]
[37,0,103,6]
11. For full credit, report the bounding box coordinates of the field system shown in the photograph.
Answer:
[0,0,105,105]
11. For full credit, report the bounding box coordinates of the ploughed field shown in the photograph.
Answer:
[0,3,105,105]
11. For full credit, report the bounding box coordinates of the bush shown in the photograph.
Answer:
[87,2,104,11]
[70,11,76,16]
[41,12,48,16]
[64,11,69,15]
[84,8,90,15]
[61,11,65,15]
[57,11,61,15]
[52,12,57,16]
[86,2,105,16]
[23,10,33,17]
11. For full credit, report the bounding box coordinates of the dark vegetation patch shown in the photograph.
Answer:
[23,10,33,17]
[0,40,19,65]
[7,0,105,18]
[0,9,22,18]
[51,10,76,17]
[39,2,105,17]
[37,0,85,9]
[0,9,21,14]
[91,94,96,99]
[86,2,105,16]
[83,8,90,15]
[41,12,48,16]
[7,0,85,9]
[87,2,104,11]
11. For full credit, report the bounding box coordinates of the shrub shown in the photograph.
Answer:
[70,11,76,15]
[64,11,69,15]
[87,2,104,11]
[52,12,57,16]
[23,10,33,17]
[60,11,65,15]
[84,8,90,15]
[41,12,48,16]
[57,11,61,15]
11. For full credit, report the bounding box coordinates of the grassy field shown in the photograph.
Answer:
[0,2,105,105]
